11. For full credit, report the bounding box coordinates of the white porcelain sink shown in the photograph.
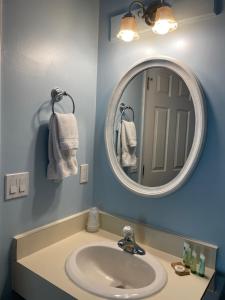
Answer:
[65,242,167,299]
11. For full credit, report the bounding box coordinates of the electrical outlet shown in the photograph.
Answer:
[80,164,88,184]
[5,172,29,200]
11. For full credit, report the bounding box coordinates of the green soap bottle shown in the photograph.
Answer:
[190,250,197,274]
[183,242,191,268]
[182,242,188,265]
[198,253,205,277]
[186,245,192,268]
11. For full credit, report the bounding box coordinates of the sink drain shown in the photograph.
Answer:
[111,281,127,289]
[115,284,126,289]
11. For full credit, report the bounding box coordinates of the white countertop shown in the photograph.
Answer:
[17,229,214,300]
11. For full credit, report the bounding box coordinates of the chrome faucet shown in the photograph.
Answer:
[118,225,145,255]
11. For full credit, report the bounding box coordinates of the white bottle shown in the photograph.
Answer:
[86,207,100,233]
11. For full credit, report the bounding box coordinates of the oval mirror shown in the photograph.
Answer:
[105,58,206,197]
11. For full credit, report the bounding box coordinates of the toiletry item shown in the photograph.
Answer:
[186,245,192,268]
[171,262,190,276]
[183,242,191,268]
[86,207,100,233]
[175,265,186,273]
[182,242,188,265]
[198,253,205,277]
[190,250,197,274]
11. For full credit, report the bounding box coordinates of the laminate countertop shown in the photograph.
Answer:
[14,229,215,300]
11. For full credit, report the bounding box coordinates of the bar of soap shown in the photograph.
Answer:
[175,265,186,273]
[171,262,190,276]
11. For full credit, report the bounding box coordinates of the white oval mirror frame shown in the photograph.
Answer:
[105,57,206,197]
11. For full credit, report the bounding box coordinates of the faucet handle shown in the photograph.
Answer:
[122,225,134,240]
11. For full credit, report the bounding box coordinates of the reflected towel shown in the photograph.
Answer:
[47,113,79,181]
[116,122,122,163]
[121,120,137,168]
[122,120,137,147]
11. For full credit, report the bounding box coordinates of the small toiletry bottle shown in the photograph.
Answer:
[190,250,197,274]
[86,207,100,233]
[183,242,188,265]
[183,242,191,268]
[186,245,192,268]
[198,253,205,277]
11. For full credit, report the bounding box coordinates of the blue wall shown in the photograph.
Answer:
[0,0,4,295]
[94,0,225,272]
[1,0,225,298]
[0,0,99,298]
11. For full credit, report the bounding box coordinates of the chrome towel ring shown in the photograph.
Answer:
[119,102,134,122]
[51,87,75,114]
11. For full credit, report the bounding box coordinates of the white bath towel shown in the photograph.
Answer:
[47,113,79,181]
[121,120,137,168]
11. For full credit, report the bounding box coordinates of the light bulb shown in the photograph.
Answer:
[152,20,170,35]
[117,14,139,42]
[152,6,178,35]
[117,29,139,42]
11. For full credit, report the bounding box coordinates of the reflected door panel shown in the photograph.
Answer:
[141,68,195,186]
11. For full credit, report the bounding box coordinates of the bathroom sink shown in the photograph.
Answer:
[65,242,167,299]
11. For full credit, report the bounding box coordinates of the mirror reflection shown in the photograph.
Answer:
[114,67,195,187]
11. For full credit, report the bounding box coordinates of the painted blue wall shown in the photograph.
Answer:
[0,0,4,295]
[1,1,225,298]
[0,0,99,298]
[94,0,225,273]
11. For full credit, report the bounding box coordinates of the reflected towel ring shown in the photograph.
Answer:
[51,88,75,114]
[120,102,134,122]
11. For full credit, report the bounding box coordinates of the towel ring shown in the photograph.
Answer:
[51,88,75,114]
[119,103,134,122]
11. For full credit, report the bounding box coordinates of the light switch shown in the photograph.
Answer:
[80,164,88,184]
[19,180,26,192]
[5,172,29,200]
[10,184,17,194]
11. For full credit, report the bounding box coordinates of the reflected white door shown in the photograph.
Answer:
[141,67,195,187]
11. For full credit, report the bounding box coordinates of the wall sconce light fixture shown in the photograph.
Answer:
[117,0,178,42]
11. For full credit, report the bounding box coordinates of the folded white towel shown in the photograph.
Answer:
[121,120,137,168]
[122,120,137,147]
[55,112,79,150]
[47,113,79,181]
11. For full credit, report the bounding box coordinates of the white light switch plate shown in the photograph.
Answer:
[5,172,29,200]
[80,164,88,184]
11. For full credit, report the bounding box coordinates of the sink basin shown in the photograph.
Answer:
[65,242,167,299]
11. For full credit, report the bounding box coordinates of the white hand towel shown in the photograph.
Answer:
[121,120,137,168]
[47,113,79,181]
[122,120,137,147]
[55,112,79,151]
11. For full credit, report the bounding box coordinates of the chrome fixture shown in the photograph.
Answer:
[120,102,135,122]
[51,87,75,114]
[118,225,146,255]
[117,0,178,42]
